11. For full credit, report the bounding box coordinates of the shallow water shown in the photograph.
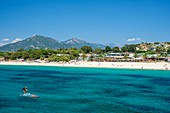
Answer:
[0,65,170,113]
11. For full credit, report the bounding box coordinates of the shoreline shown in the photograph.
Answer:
[0,61,169,70]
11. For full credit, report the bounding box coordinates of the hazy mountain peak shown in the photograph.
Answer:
[64,38,86,44]
[31,35,53,39]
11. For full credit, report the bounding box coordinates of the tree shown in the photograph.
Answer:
[93,48,103,54]
[60,55,70,62]
[156,46,161,53]
[154,42,160,45]
[40,49,48,57]
[134,52,138,59]
[10,52,16,60]
[48,54,57,62]
[81,46,93,54]
[161,53,167,58]
[22,51,29,59]
[89,55,94,61]
[156,46,165,53]
[121,44,137,53]
[112,46,120,53]
[4,52,11,61]
[105,46,111,53]
[167,47,170,54]
[165,42,170,44]
[82,54,87,61]
[142,52,148,61]
[69,49,80,60]
[121,46,128,52]
[17,48,25,52]
[147,50,156,54]
[127,44,136,53]
[0,51,4,58]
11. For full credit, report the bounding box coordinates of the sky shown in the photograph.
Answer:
[0,0,170,46]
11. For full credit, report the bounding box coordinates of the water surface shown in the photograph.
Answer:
[0,65,170,113]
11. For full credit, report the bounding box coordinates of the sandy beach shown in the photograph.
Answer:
[0,61,169,70]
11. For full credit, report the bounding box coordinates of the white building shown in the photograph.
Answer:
[105,53,126,59]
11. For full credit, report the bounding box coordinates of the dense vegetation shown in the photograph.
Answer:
[0,42,170,62]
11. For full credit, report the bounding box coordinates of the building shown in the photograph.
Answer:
[105,53,126,59]
[0,57,4,62]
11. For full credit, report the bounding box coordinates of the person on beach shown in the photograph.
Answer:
[23,86,28,94]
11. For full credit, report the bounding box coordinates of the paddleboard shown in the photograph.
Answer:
[20,93,39,98]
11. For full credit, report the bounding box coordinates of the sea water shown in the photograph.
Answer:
[0,65,170,113]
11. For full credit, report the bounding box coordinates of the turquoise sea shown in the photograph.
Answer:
[0,65,170,113]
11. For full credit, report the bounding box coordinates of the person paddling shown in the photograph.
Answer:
[23,86,28,94]
[22,86,39,98]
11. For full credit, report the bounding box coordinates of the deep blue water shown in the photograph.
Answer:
[0,65,170,113]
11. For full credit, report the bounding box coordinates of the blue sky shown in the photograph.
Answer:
[0,0,170,46]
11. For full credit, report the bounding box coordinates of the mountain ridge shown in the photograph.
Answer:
[0,35,107,51]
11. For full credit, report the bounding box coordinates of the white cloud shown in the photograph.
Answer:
[2,38,9,42]
[12,38,23,43]
[127,38,141,42]
[127,38,135,42]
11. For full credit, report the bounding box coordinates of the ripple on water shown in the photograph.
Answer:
[118,74,154,79]
[150,78,170,86]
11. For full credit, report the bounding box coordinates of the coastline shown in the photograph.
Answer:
[0,61,169,70]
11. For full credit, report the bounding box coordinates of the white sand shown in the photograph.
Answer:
[0,61,170,70]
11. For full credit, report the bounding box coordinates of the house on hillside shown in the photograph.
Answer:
[139,44,147,51]
[148,47,156,51]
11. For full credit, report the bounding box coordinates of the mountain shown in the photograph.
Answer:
[61,38,106,49]
[0,35,60,51]
[104,43,115,48]
[0,35,106,51]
